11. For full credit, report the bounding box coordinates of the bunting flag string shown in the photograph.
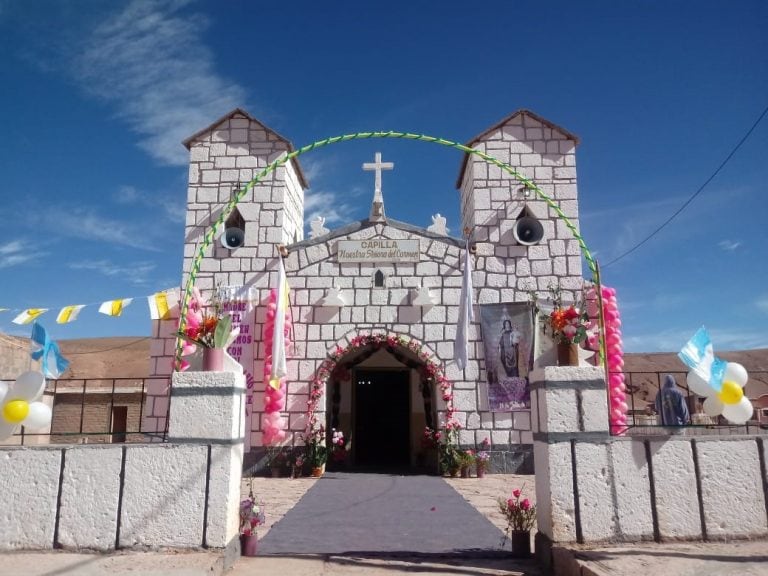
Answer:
[57,305,85,324]
[98,298,134,317]
[3,289,181,326]
[13,308,49,325]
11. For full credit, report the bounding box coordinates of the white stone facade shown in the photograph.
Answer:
[145,108,584,468]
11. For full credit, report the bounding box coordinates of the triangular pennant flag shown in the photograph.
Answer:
[13,308,48,325]
[269,257,290,390]
[57,305,85,324]
[453,240,474,370]
[148,291,174,320]
[99,298,133,317]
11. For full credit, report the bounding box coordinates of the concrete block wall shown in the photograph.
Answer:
[0,443,216,551]
[532,366,768,572]
[0,371,245,559]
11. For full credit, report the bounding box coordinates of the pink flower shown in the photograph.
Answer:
[521,499,531,511]
[512,489,521,498]
[506,498,515,508]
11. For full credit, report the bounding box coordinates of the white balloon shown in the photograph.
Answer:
[723,363,748,388]
[687,370,714,397]
[0,420,16,441]
[23,402,52,429]
[13,371,46,401]
[722,397,754,425]
[703,396,723,417]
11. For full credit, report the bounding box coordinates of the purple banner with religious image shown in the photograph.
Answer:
[479,302,535,411]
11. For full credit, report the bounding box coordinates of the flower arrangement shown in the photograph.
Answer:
[330,429,350,463]
[178,288,233,349]
[301,424,327,469]
[476,438,491,472]
[239,494,265,536]
[498,487,536,532]
[531,286,590,345]
[549,305,589,345]
[290,453,305,478]
[422,426,442,449]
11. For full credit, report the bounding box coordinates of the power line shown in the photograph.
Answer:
[603,102,768,268]
[0,333,151,355]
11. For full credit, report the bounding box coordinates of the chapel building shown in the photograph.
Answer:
[144,108,583,473]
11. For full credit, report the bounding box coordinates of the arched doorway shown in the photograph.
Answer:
[326,339,438,472]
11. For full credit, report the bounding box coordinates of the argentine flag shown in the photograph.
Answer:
[677,327,727,392]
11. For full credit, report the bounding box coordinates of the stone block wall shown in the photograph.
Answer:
[0,371,245,563]
[532,366,768,572]
[148,108,590,468]
[459,110,583,304]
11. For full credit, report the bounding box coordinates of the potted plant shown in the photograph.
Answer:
[419,426,441,473]
[302,425,327,477]
[239,490,265,557]
[458,449,475,478]
[178,289,234,371]
[290,452,305,478]
[498,487,536,557]
[266,447,286,478]
[476,438,491,478]
[534,286,589,366]
[330,428,350,468]
[438,424,461,477]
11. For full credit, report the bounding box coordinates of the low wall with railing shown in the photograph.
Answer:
[0,371,245,563]
[532,367,768,572]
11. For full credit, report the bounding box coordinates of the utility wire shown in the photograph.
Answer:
[603,102,768,268]
[0,333,151,355]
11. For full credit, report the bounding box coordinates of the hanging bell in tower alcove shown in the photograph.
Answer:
[512,206,544,246]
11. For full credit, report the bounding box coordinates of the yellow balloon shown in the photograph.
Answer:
[3,400,30,424]
[717,380,743,405]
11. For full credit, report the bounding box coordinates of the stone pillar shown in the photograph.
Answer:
[530,366,607,563]
[167,370,246,560]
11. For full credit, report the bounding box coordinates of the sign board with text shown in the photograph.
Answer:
[336,239,420,263]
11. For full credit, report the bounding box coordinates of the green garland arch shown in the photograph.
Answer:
[175,131,599,368]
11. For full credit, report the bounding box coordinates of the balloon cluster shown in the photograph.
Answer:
[680,328,754,425]
[585,285,627,433]
[0,372,52,440]
[262,288,291,446]
[687,363,753,424]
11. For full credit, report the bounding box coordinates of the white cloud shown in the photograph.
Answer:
[73,0,246,165]
[0,240,23,255]
[69,259,157,285]
[757,296,768,314]
[304,190,358,230]
[718,239,741,251]
[0,241,46,269]
[113,185,186,224]
[39,207,162,251]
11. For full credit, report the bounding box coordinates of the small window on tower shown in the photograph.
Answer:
[374,270,385,287]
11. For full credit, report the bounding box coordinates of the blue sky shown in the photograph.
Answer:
[1,0,766,352]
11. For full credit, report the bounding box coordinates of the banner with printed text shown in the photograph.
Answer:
[479,302,535,411]
[217,285,258,449]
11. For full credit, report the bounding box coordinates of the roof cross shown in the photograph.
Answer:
[363,152,393,223]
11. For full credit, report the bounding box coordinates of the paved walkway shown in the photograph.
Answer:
[257,472,510,555]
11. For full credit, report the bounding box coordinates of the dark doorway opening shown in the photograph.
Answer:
[111,406,128,443]
[354,369,410,470]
